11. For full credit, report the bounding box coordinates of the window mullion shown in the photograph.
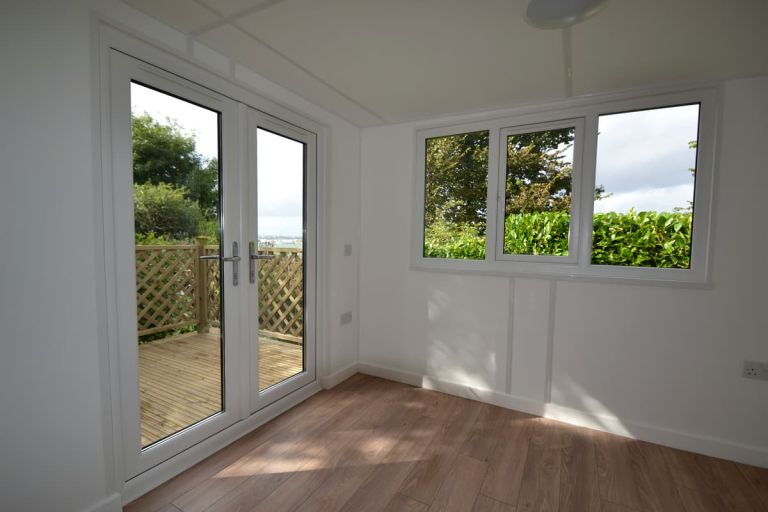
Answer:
[578,113,600,269]
[486,127,501,263]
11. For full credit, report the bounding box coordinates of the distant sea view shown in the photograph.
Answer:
[258,235,303,249]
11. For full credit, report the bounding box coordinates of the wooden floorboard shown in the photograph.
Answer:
[126,374,768,512]
[138,329,303,446]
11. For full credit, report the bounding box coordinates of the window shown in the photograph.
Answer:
[501,121,581,260]
[592,105,700,269]
[423,130,489,260]
[413,89,716,283]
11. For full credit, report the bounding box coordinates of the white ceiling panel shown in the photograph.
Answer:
[234,0,566,123]
[122,0,768,126]
[123,0,220,33]
[197,24,384,125]
[571,0,768,96]
[197,0,277,18]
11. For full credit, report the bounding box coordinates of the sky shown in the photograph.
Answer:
[593,104,699,214]
[131,83,304,238]
[256,128,303,238]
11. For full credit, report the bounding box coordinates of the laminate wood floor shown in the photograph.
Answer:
[125,374,768,512]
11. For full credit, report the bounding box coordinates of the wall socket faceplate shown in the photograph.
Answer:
[743,361,768,381]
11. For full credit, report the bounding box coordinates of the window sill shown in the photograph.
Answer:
[409,258,712,289]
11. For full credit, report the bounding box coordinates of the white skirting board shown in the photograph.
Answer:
[319,361,360,390]
[82,493,121,512]
[356,362,768,469]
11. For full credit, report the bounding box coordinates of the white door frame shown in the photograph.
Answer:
[97,24,328,496]
[108,50,244,478]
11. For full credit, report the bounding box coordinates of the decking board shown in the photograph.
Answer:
[139,329,303,446]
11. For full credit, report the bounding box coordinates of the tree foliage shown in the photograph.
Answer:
[505,128,575,214]
[424,131,489,233]
[422,218,486,260]
[423,210,692,268]
[424,128,606,238]
[132,114,201,185]
[132,113,220,217]
[504,211,570,256]
[592,210,692,268]
[133,182,201,240]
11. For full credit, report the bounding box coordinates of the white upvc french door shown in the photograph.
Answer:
[107,49,317,480]
[247,110,317,413]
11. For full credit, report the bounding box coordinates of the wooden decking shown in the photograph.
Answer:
[126,374,768,512]
[139,329,303,446]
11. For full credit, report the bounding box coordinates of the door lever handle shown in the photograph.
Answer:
[199,242,240,285]
[228,241,240,286]
[248,242,275,283]
[200,255,241,262]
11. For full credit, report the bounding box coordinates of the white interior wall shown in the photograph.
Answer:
[0,1,360,511]
[0,3,109,511]
[359,76,768,468]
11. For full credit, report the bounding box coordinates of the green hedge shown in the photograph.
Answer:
[133,182,201,240]
[424,210,692,268]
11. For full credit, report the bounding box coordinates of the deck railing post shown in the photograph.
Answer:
[195,236,210,333]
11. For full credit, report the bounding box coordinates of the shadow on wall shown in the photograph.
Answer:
[547,375,633,436]
[416,275,636,443]
[420,275,508,393]
[410,275,767,468]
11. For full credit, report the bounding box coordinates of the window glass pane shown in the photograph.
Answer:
[131,82,223,447]
[592,104,700,268]
[423,130,489,260]
[504,127,575,256]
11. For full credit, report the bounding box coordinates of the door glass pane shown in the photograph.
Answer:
[256,128,305,391]
[131,82,223,447]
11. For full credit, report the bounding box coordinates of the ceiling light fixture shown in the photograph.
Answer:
[525,0,609,29]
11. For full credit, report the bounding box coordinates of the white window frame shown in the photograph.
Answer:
[411,87,718,285]
[496,118,585,264]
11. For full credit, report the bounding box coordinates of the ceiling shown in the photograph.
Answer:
[123,0,768,127]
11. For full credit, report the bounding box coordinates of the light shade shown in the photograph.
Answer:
[525,0,608,29]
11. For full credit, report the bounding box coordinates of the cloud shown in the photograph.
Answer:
[595,104,699,195]
[259,216,303,237]
[593,184,694,214]
[257,131,303,215]
[131,83,219,160]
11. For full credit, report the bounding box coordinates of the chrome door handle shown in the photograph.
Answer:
[248,242,275,284]
[199,242,240,285]
[228,241,240,286]
[202,255,242,262]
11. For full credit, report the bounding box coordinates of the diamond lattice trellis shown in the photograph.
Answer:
[136,245,304,343]
[135,245,197,336]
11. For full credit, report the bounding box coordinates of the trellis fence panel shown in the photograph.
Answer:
[135,241,303,344]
